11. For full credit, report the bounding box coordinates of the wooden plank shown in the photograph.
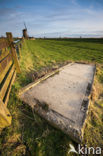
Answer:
[4,71,16,106]
[6,33,21,73]
[0,98,12,130]
[0,54,13,83]
[0,41,8,50]
[0,53,12,74]
[0,65,15,100]
[0,48,10,62]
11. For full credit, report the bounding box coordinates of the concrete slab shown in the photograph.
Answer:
[19,63,95,143]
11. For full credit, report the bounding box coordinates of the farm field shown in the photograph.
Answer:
[0,38,103,156]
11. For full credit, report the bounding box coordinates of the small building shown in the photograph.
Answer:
[29,37,35,40]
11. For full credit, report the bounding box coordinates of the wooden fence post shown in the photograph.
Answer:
[18,44,21,59]
[6,32,21,73]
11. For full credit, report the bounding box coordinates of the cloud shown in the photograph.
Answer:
[35,30,103,38]
[0,0,103,37]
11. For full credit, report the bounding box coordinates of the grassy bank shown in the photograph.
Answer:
[0,39,103,156]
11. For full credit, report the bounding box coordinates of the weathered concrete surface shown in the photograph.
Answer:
[19,63,95,143]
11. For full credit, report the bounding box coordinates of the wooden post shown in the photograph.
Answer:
[6,32,21,73]
[18,44,21,58]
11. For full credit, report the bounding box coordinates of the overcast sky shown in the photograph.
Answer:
[0,0,103,37]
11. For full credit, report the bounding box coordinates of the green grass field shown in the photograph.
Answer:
[0,38,103,156]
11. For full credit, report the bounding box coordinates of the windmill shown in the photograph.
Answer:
[22,22,28,39]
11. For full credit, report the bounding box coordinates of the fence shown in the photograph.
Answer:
[0,32,21,130]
